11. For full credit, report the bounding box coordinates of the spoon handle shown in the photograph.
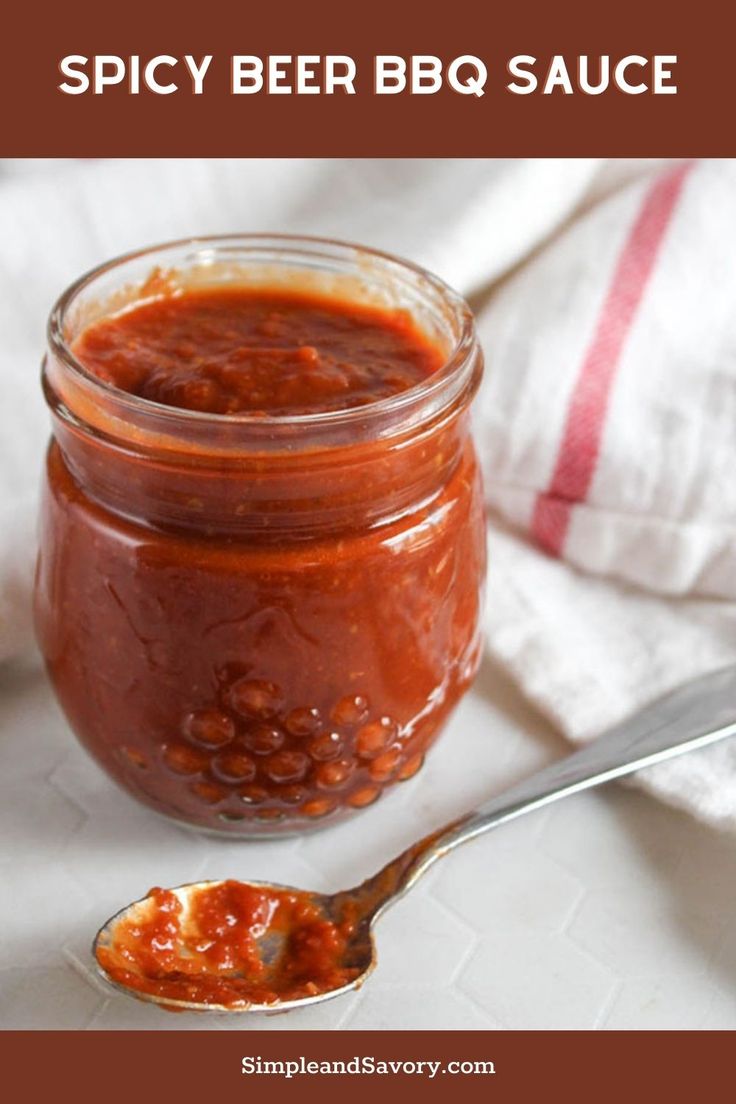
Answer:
[365,665,736,915]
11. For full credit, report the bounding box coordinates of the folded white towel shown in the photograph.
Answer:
[477,159,736,828]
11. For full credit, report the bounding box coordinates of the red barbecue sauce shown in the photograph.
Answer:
[72,288,441,415]
[96,880,359,1009]
[36,284,485,835]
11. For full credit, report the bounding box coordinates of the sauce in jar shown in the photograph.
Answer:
[35,236,486,836]
[72,287,443,414]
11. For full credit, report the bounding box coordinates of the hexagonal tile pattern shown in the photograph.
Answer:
[0,865,92,970]
[370,886,478,989]
[458,931,618,1029]
[602,973,714,1030]
[539,786,690,891]
[0,967,103,1029]
[343,985,496,1030]
[567,891,724,979]
[433,827,584,934]
[3,658,736,1029]
[698,987,736,1029]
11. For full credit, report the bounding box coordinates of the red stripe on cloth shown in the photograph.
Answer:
[531,160,694,556]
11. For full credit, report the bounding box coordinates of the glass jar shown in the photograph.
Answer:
[35,235,486,836]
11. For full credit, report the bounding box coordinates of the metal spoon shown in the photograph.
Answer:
[94,664,736,1013]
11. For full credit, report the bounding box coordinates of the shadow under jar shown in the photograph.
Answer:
[35,235,486,836]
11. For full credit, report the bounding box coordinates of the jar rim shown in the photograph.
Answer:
[46,232,479,443]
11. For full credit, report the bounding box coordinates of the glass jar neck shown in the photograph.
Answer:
[45,355,480,539]
[43,234,482,538]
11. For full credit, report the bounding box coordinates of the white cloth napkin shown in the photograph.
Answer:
[476,159,736,828]
[2,156,735,828]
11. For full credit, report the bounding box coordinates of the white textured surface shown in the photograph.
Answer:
[2,654,736,1030]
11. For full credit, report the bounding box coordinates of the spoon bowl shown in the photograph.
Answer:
[94,877,378,1013]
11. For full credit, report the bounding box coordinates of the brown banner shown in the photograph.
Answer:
[1,1029,733,1102]
[1,0,733,156]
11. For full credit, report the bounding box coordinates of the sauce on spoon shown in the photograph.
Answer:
[95,879,360,1009]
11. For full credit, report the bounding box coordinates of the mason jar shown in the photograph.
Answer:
[34,234,486,836]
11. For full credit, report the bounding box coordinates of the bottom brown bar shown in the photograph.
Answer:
[0,1029,729,1103]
